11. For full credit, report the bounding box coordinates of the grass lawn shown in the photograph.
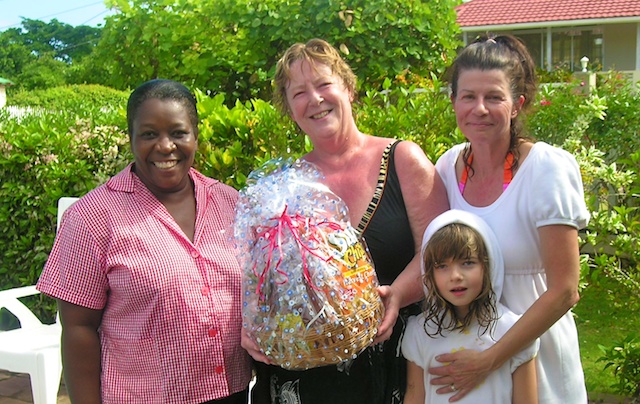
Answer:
[574,278,639,401]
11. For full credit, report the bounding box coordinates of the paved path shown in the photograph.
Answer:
[0,371,68,404]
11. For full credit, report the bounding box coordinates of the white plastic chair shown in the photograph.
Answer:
[0,196,78,403]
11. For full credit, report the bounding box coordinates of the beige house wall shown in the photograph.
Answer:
[603,23,637,71]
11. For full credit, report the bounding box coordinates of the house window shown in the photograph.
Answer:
[517,33,544,69]
[463,28,603,72]
[552,29,603,71]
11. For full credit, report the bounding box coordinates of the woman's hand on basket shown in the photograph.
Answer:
[241,327,272,364]
[373,285,400,344]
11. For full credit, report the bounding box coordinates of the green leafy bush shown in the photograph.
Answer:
[0,107,130,302]
[530,72,640,164]
[536,66,574,84]
[355,74,461,163]
[530,79,640,297]
[588,72,640,161]
[527,80,589,146]
[194,91,307,188]
[598,336,640,399]
[529,73,640,398]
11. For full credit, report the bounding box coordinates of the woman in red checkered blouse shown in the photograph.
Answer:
[37,79,252,404]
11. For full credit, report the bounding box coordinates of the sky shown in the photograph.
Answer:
[0,0,114,31]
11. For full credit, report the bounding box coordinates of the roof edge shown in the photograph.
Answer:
[460,16,640,31]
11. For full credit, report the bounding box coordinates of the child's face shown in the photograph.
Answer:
[433,255,484,318]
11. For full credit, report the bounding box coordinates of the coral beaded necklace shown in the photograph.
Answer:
[458,152,514,195]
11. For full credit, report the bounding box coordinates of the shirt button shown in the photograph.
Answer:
[215,366,224,374]
[191,250,199,258]
[208,328,218,337]
[201,286,210,296]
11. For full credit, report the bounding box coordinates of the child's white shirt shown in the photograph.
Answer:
[402,303,539,404]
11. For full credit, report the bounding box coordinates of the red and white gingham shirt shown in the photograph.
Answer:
[37,165,251,403]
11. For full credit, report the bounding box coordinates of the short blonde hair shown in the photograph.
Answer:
[273,38,357,115]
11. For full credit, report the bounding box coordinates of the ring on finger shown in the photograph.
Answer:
[450,384,457,392]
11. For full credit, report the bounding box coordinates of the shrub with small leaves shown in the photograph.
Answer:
[598,335,640,399]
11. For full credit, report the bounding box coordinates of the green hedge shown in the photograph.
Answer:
[8,84,129,118]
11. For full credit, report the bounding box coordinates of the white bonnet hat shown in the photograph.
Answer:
[420,209,504,301]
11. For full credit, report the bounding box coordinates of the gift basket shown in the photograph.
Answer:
[234,158,384,370]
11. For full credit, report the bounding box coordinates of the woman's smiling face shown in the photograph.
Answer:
[285,59,354,140]
[451,68,523,145]
[130,98,197,197]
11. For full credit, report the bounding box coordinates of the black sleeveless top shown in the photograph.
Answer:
[251,140,418,404]
[358,140,415,285]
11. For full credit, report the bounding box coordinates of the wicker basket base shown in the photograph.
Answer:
[252,298,384,370]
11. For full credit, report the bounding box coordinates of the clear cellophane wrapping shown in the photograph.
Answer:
[234,159,384,370]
